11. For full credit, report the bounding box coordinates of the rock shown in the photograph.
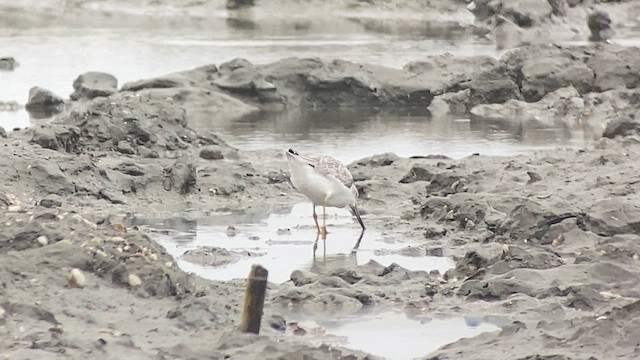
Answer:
[588,10,614,42]
[428,89,471,115]
[226,0,255,9]
[120,77,185,92]
[51,94,219,154]
[602,116,640,139]
[180,247,262,266]
[547,0,566,16]
[259,57,435,108]
[25,86,65,109]
[470,86,584,126]
[467,65,522,105]
[586,45,640,91]
[0,100,20,111]
[403,54,500,93]
[68,268,86,288]
[28,125,80,152]
[469,0,552,27]
[163,160,198,194]
[70,72,118,100]
[520,56,593,102]
[399,165,436,184]
[269,315,286,332]
[490,246,564,274]
[527,171,542,184]
[39,195,63,208]
[0,126,6,138]
[353,152,399,167]
[135,87,259,126]
[0,57,17,70]
[28,161,74,194]
[199,147,224,160]
[584,199,640,236]
[214,65,276,93]
[491,15,525,50]
[116,140,135,155]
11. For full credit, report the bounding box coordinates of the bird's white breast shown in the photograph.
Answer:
[287,156,353,208]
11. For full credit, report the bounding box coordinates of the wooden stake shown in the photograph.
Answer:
[238,264,268,334]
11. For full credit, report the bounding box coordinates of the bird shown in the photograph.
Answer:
[285,148,366,250]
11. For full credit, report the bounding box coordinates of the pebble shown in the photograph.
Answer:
[7,205,21,212]
[226,225,237,237]
[111,222,126,232]
[465,219,475,229]
[89,236,103,245]
[148,253,158,261]
[109,236,125,243]
[68,268,86,288]
[128,274,142,287]
[445,210,454,220]
[0,305,5,319]
[164,261,173,268]
[37,235,48,246]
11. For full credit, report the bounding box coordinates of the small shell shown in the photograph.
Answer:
[37,235,48,246]
[68,268,86,289]
[128,274,142,287]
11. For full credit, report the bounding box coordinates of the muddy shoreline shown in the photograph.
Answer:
[3,1,640,359]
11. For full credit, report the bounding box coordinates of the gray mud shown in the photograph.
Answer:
[3,1,640,359]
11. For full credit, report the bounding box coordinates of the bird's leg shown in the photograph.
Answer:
[320,203,327,239]
[312,232,319,260]
[312,205,321,234]
[323,234,327,259]
[350,205,366,252]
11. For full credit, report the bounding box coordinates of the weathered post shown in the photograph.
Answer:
[238,264,268,334]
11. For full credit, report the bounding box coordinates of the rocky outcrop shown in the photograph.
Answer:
[70,72,118,100]
[25,86,65,113]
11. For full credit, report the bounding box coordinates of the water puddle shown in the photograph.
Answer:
[276,308,503,360]
[146,202,454,284]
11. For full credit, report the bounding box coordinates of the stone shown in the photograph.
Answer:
[470,86,584,126]
[467,65,522,105]
[116,140,135,155]
[586,46,640,91]
[520,57,594,101]
[25,86,64,109]
[199,146,224,160]
[588,10,614,42]
[602,116,640,139]
[70,72,118,100]
[0,57,17,70]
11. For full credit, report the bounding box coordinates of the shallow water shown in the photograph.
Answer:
[147,202,454,284]
[0,24,603,159]
[278,308,503,360]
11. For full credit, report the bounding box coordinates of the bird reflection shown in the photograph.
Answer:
[310,236,358,274]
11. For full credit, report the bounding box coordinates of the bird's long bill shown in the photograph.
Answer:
[350,205,366,250]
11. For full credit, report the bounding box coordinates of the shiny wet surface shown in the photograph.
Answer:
[277,308,504,360]
[141,202,454,284]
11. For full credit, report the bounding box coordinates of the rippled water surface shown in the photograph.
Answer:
[144,203,454,284]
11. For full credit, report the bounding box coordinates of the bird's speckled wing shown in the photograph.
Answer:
[297,154,354,188]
